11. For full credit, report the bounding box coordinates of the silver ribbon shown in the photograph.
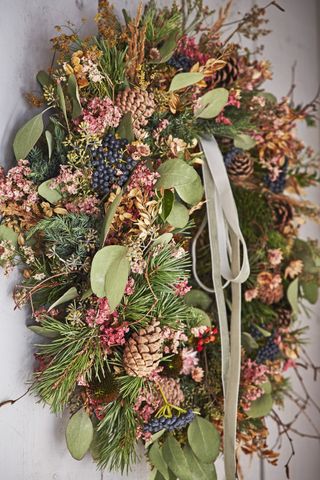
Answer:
[195,136,250,480]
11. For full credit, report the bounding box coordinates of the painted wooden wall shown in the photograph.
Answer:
[0,1,319,479]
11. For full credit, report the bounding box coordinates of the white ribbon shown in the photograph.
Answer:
[194,136,250,480]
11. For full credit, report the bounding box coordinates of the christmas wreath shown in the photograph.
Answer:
[1,1,319,479]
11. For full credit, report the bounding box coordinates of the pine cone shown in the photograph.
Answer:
[115,88,155,139]
[214,56,239,88]
[123,320,163,377]
[271,198,293,233]
[277,309,292,327]
[158,377,184,406]
[224,147,254,182]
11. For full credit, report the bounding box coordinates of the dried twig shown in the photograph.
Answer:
[0,387,31,409]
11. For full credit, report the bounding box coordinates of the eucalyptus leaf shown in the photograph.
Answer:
[100,191,123,245]
[90,245,130,311]
[118,112,134,142]
[183,445,217,480]
[261,380,272,394]
[45,130,53,159]
[81,288,93,300]
[287,278,299,314]
[162,436,193,480]
[195,88,229,119]
[145,428,166,448]
[0,225,18,246]
[302,281,318,304]
[161,190,174,220]
[253,324,271,337]
[175,173,204,205]
[38,179,62,204]
[13,112,44,160]
[149,442,170,480]
[247,393,273,418]
[169,72,204,92]
[151,31,177,64]
[28,325,59,339]
[48,287,78,311]
[241,332,259,351]
[234,134,256,151]
[152,233,173,247]
[65,409,94,460]
[166,201,189,229]
[36,70,52,88]
[187,416,220,463]
[156,159,198,189]
[190,307,211,327]
[257,91,277,104]
[184,289,212,310]
[57,83,69,131]
[68,74,82,119]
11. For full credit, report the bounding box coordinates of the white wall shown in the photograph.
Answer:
[0,1,319,479]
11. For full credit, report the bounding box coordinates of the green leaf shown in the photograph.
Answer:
[36,70,52,88]
[28,325,59,339]
[302,281,318,304]
[175,173,204,205]
[253,324,271,337]
[13,112,44,160]
[90,245,130,311]
[38,179,62,204]
[48,287,78,311]
[257,91,277,104]
[152,233,173,247]
[162,436,193,480]
[161,190,175,220]
[100,191,123,245]
[241,332,259,351]
[156,159,198,189]
[0,225,18,246]
[65,408,94,460]
[187,416,220,463]
[151,31,178,64]
[184,289,212,310]
[287,278,299,314]
[45,130,53,159]
[195,88,229,119]
[183,445,217,480]
[234,134,256,151]
[67,74,82,119]
[247,393,273,418]
[81,288,93,300]
[166,201,189,228]
[145,429,166,448]
[149,442,170,480]
[169,72,204,92]
[261,380,272,395]
[190,307,211,327]
[118,112,134,142]
[57,83,69,131]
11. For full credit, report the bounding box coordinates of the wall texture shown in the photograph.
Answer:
[0,1,319,479]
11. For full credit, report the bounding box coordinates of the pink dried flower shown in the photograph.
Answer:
[177,36,210,65]
[81,96,121,134]
[244,288,258,302]
[163,327,187,354]
[181,348,199,375]
[127,162,160,195]
[64,195,100,216]
[50,165,83,195]
[283,358,296,372]
[174,280,191,297]
[284,259,303,279]
[0,160,38,211]
[268,248,283,266]
[125,277,135,295]
[191,367,204,383]
[215,112,232,125]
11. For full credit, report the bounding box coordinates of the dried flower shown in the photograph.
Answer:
[285,259,303,279]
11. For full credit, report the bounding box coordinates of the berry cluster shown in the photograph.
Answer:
[90,134,137,196]
[264,160,288,193]
[223,147,243,167]
[255,336,280,364]
[143,409,195,434]
[168,54,194,72]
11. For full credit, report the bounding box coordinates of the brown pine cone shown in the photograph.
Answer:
[157,377,184,406]
[115,88,155,139]
[226,151,254,182]
[123,320,163,377]
[214,56,239,88]
[271,198,294,234]
[277,309,292,327]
